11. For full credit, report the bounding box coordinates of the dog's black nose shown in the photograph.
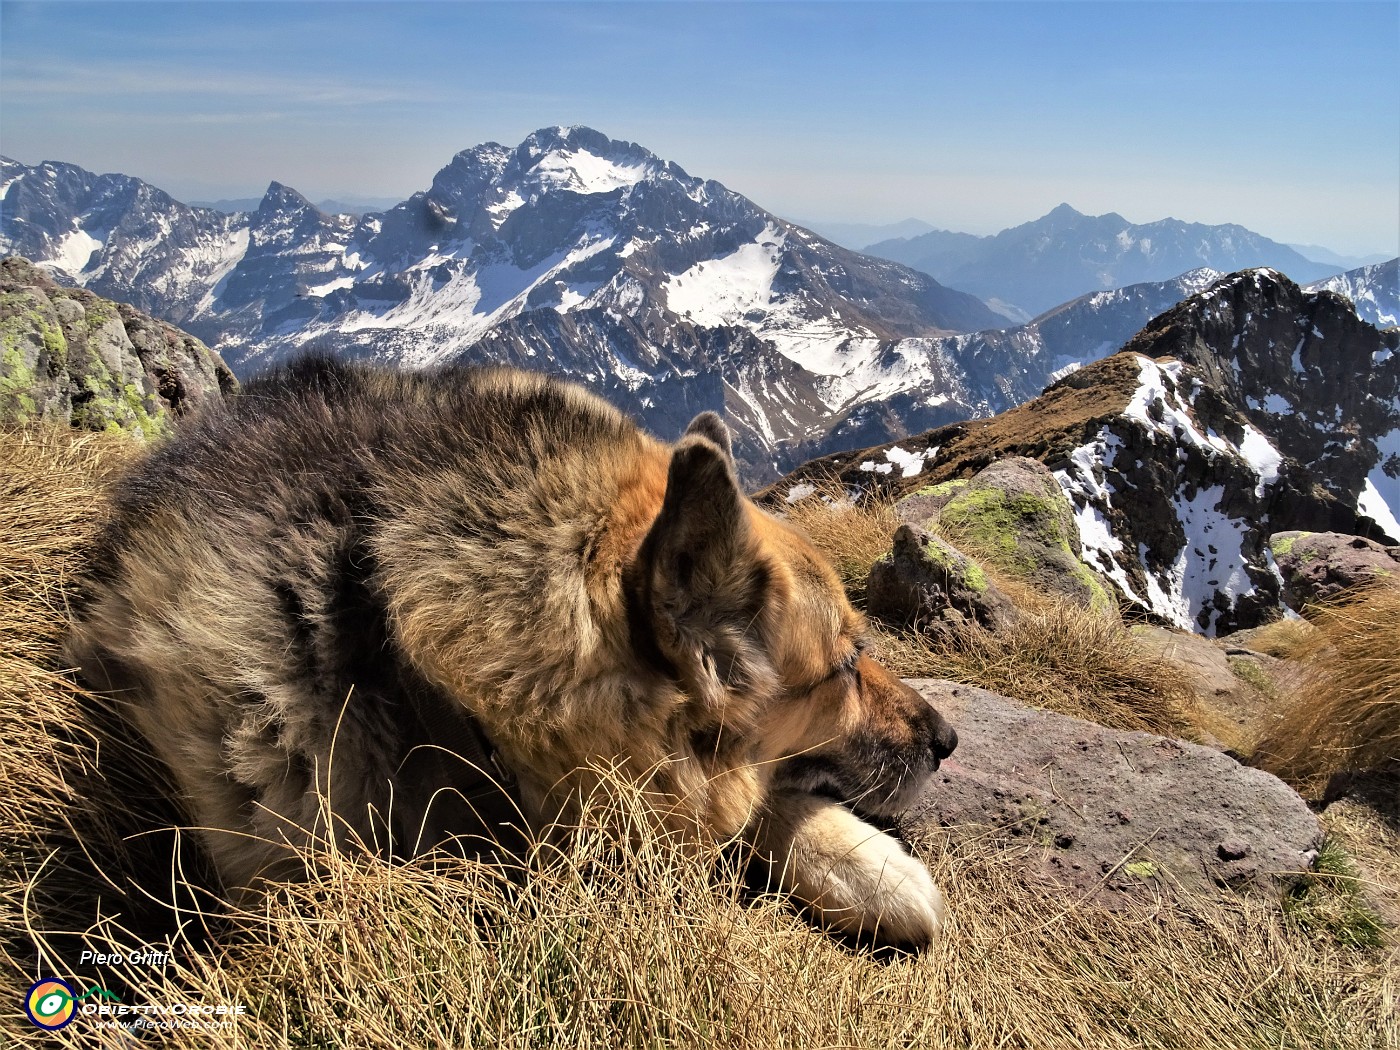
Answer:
[931,717,958,761]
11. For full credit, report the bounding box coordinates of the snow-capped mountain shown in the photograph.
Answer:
[766,268,1400,635]
[3,137,1388,487]
[1120,268,1400,541]
[2,128,1006,479]
[865,204,1343,318]
[1305,258,1398,329]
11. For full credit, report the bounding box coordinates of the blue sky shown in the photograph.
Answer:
[1,1,1396,257]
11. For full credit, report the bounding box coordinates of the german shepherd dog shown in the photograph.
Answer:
[66,357,957,947]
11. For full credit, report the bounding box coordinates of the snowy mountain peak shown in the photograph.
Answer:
[257,181,318,215]
[1,134,1001,478]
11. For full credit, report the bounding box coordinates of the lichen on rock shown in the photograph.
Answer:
[0,256,237,436]
[867,524,1019,633]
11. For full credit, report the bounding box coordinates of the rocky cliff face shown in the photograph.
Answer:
[1119,269,1400,538]
[0,256,236,435]
[765,270,1399,635]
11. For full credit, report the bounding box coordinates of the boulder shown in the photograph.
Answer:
[1130,625,1287,750]
[901,679,1323,904]
[0,256,236,435]
[1270,530,1400,611]
[867,525,1019,633]
[900,457,1113,612]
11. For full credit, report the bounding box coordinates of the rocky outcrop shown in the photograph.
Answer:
[897,457,1111,611]
[763,270,1400,635]
[0,256,236,435]
[1119,269,1400,541]
[901,679,1322,903]
[867,526,1019,633]
[1270,531,1400,610]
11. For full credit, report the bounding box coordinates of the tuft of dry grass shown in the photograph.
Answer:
[1252,583,1400,793]
[780,482,901,603]
[1239,616,1318,659]
[1,428,1395,1049]
[874,611,1205,739]
[0,428,152,973]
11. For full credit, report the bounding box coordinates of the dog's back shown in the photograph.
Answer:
[67,356,665,890]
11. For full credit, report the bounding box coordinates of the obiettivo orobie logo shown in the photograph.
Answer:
[24,978,117,1030]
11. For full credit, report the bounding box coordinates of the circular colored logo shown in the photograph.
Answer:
[25,979,77,1030]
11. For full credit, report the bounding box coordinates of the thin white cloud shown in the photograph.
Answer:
[3,58,429,108]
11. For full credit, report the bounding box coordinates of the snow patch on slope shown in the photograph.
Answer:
[664,227,782,326]
[1362,424,1400,539]
[323,234,617,363]
[42,227,104,280]
[533,149,651,195]
[1053,354,1282,635]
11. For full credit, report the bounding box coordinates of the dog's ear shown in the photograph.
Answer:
[633,428,770,704]
[646,431,748,607]
[682,412,733,464]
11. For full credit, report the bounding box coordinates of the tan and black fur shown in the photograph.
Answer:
[66,356,957,947]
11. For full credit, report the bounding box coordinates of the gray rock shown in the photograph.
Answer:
[1270,530,1400,611]
[903,457,1114,613]
[0,256,237,435]
[900,679,1323,904]
[867,525,1019,633]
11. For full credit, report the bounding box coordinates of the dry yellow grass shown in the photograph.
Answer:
[874,612,1205,740]
[7,795,1397,1050]
[1,428,1395,1049]
[1253,583,1400,793]
[779,481,902,602]
[1238,616,1318,659]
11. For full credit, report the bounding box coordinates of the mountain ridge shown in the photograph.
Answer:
[866,203,1346,317]
[3,134,1392,485]
[763,268,1400,634]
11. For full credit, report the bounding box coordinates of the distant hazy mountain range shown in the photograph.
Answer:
[863,204,1350,318]
[1286,243,1393,270]
[793,218,937,251]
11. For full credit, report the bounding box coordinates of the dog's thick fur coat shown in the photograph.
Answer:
[67,358,957,946]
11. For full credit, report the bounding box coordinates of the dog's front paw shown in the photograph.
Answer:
[753,790,945,948]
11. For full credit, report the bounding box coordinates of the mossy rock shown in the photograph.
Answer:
[1269,530,1400,613]
[0,256,236,436]
[895,478,969,529]
[1269,532,1311,559]
[0,287,72,424]
[867,524,1019,633]
[936,457,1115,614]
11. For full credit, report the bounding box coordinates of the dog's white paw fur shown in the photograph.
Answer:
[754,790,945,948]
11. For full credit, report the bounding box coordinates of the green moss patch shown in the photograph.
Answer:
[1270,533,1311,559]
[940,487,1074,576]
[0,341,39,422]
[907,479,968,501]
